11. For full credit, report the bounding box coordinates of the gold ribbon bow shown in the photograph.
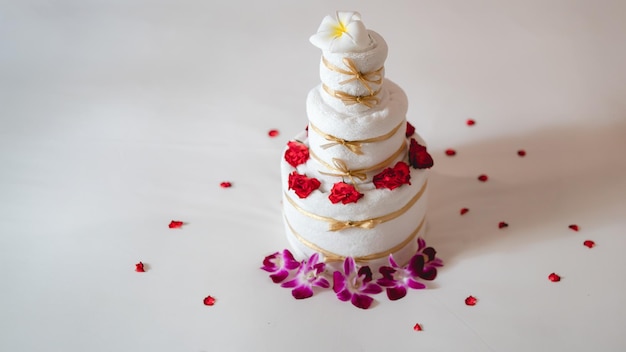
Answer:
[323,84,380,108]
[328,219,381,231]
[308,121,405,156]
[318,158,367,185]
[322,56,383,95]
[321,137,363,155]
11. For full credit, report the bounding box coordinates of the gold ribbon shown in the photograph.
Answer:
[322,56,383,95]
[284,179,427,232]
[309,141,407,185]
[322,84,380,108]
[285,215,425,264]
[308,121,404,156]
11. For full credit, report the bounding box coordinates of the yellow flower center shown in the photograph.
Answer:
[332,21,348,38]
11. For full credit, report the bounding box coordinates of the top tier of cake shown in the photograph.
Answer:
[306,12,406,183]
[310,12,388,114]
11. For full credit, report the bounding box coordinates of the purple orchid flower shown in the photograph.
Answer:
[377,238,443,300]
[377,254,427,300]
[261,249,300,283]
[332,257,383,309]
[281,253,330,299]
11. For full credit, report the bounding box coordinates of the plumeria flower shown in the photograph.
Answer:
[332,257,382,309]
[261,249,300,283]
[309,11,371,52]
[281,253,330,299]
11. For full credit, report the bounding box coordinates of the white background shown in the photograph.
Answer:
[1,1,625,351]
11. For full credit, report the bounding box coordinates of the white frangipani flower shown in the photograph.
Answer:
[309,11,371,52]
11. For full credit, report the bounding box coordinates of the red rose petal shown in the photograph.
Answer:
[445,148,456,156]
[268,129,279,137]
[548,273,561,282]
[569,224,579,231]
[135,262,145,272]
[466,119,476,126]
[465,295,477,306]
[168,220,184,229]
[477,174,488,182]
[517,150,526,157]
[583,240,595,248]
[498,221,508,229]
[203,295,216,306]
[220,181,232,188]
[413,323,423,331]
[460,207,469,215]
[406,122,415,137]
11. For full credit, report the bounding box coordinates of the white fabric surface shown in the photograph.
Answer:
[1,1,626,351]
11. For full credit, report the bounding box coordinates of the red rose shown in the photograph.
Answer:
[373,162,411,190]
[408,138,434,169]
[284,141,309,168]
[288,172,320,198]
[328,182,364,204]
[406,121,415,137]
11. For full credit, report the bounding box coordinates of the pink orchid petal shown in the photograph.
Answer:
[313,277,330,289]
[280,278,298,288]
[333,271,346,293]
[292,285,314,300]
[407,254,425,277]
[337,289,352,302]
[351,293,374,309]
[377,277,396,287]
[387,254,399,268]
[361,282,383,295]
[343,257,356,276]
[419,267,437,281]
[407,278,426,290]
[270,269,290,283]
[386,286,407,301]
[417,237,426,251]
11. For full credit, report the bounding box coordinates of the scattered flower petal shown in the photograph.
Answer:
[477,174,488,182]
[135,262,145,272]
[220,181,232,188]
[465,295,477,306]
[583,240,595,248]
[413,323,423,331]
[517,149,526,157]
[460,207,469,215]
[405,122,415,137]
[466,119,476,126]
[203,295,216,306]
[168,220,184,229]
[445,148,456,156]
[548,273,561,282]
[268,129,280,137]
[498,221,509,229]
[569,224,579,232]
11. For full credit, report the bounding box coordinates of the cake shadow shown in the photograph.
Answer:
[425,119,626,269]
